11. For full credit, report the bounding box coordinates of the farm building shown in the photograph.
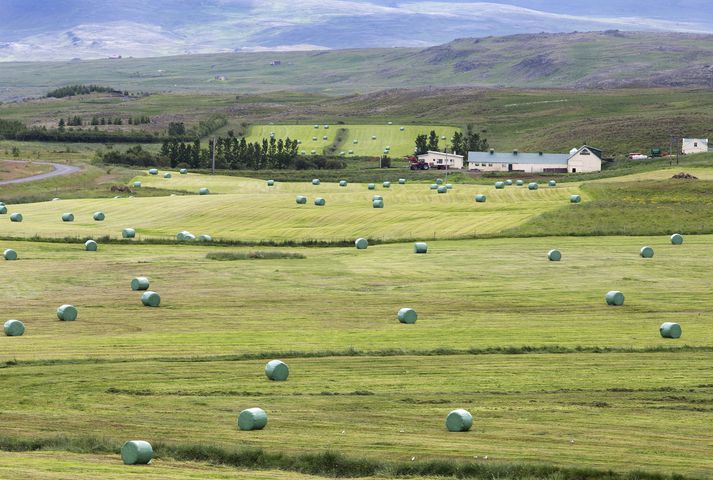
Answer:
[468,146,602,173]
[417,151,465,169]
[682,138,709,155]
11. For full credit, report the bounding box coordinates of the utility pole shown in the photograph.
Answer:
[211,137,216,174]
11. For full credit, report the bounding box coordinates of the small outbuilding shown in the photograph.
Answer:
[417,151,465,170]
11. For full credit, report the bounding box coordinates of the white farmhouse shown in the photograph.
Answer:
[417,151,465,169]
[682,138,708,155]
[467,146,602,174]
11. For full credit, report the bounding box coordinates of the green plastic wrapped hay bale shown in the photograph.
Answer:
[446,409,473,432]
[61,213,74,222]
[57,304,78,321]
[199,187,210,195]
[238,407,268,431]
[505,179,513,185]
[373,199,384,208]
[314,197,325,206]
[368,183,376,190]
[383,181,391,188]
[312,179,320,185]
[267,179,275,186]
[0,206,6,214]
[324,125,329,129]
[164,173,172,179]
[475,194,486,203]
[548,249,562,261]
[314,124,319,129]
[148,168,158,175]
[133,181,141,188]
[180,168,188,175]
[141,291,161,307]
[495,181,505,189]
[605,291,625,306]
[371,135,376,140]
[400,126,405,131]
[4,319,24,337]
[3,249,17,261]
[131,277,150,291]
[312,136,317,141]
[373,195,383,201]
[570,195,582,203]
[353,139,358,144]
[176,230,192,241]
[84,240,98,251]
[445,184,453,190]
[528,182,539,190]
[296,195,307,204]
[399,178,406,184]
[121,440,153,465]
[397,307,417,324]
[437,186,447,194]
[355,238,368,249]
[339,180,348,187]
[122,228,136,239]
[436,178,444,185]
[10,213,22,222]
[265,360,289,381]
[93,211,105,221]
[640,246,654,258]
[414,242,428,254]
[430,184,438,190]
[310,150,317,155]
[671,233,683,245]
[52,198,60,201]
[660,322,682,339]
[516,180,524,186]
[199,234,213,242]
[549,180,557,187]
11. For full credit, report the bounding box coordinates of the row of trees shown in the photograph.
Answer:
[46,85,117,98]
[414,125,489,157]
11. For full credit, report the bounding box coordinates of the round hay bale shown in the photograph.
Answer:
[660,322,682,339]
[414,242,428,254]
[495,181,505,189]
[373,199,384,208]
[52,198,60,201]
[549,180,557,187]
[93,211,105,221]
[164,173,172,179]
[367,183,376,190]
[312,179,320,185]
[671,233,683,245]
[133,181,141,188]
[0,206,6,214]
[323,135,328,140]
[238,407,268,431]
[640,246,654,258]
[436,178,444,185]
[383,181,391,188]
[339,180,348,187]
[141,291,161,307]
[180,168,188,174]
[296,195,307,204]
[429,184,438,190]
[121,440,153,465]
[388,121,393,125]
[84,240,98,251]
[400,126,405,131]
[348,150,354,154]
[516,180,524,186]
[57,304,78,321]
[371,135,376,140]
[61,213,74,222]
[265,360,289,381]
[4,319,24,337]
[475,194,486,203]
[399,178,406,184]
[312,136,318,141]
[3,249,17,261]
[373,195,383,201]
[445,183,453,189]
[437,186,447,194]
[131,277,150,291]
[314,197,326,206]
[148,168,158,175]
[548,249,562,261]
[199,234,213,242]
[314,124,319,129]
[355,238,368,249]
[10,213,23,222]
[505,179,513,185]
[397,307,417,324]
[528,182,539,190]
[199,187,210,195]
[176,231,195,241]
[570,195,582,203]
[446,409,473,432]
[353,140,358,144]
[324,125,329,129]
[605,291,625,306]
[267,179,275,186]
[122,228,136,238]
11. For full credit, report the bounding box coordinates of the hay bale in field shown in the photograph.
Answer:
[373,198,384,208]
[199,187,210,195]
[164,173,172,179]
[199,234,213,242]
[324,125,329,129]
[238,407,268,431]
[671,233,683,245]
[348,150,354,154]
[437,186,447,193]
[570,195,581,203]
[445,184,453,189]
[122,228,136,238]
[399,178,406,184]
[296,195,307,204]
[314,124,319,128]
[660,322,682,339]
[339,180,348,187]
[397,307,417,324]
[430,184,438,190]
[548,249,561,261]
[373,195,383,201]
[177,230,195,241]
[3,249,17,261]
[400,126,405,131]
[57,304,78,321]
[312,179,320,185]
[10,213,22,222]
[4,319,24,337]
[371,135,376,140]
[605,291,625,306]
[388,121,393,125]
[383,181,391,188]
[265,360,289,381]
[61,213,74,222]
[84,240,98,251]
[475,194,486,203]
[446,409,473,432]
[267,179,275,186]
[52,198,60,201]
[141,291,161,307]
[133,181,141,188]
[312,136,318,141]
[355,238,369,249]
[549,180,556,187]
[505,179,513,185]
[516,180,524,186]
[414,242,428,254]
[148,169,158,175]
[368,183,376,190]
[528,182,539,190]
[121,440,153,465]
[0,206,6,214]
[180,168,188,174]
[640,246,654,258]
[353,140,358,144]
[314,197,326,206]
[495,181,505,189]
[131,277,150,291]
[93,211,105,221]
[323,135,328,140]
[436,178,443,185]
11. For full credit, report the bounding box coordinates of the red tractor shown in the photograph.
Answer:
[407,155,430,170]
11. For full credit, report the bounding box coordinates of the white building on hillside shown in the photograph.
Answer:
[467,146,603,174]
[682,138,709,155]
[417,151,465,169]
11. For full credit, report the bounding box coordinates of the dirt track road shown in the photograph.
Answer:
[0,160,81,186]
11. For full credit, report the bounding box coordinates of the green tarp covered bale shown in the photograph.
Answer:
[414,242,428,254]
[10,213,22,222]
[84,240,98,251]
[355,238,368,249]
[445,184,453,189]
[199,188,210,195]
[475,194,486,203]
[549,180,557,187]
[265,360,289,381]
[238,407,268,431]
[367,183,376,190]
[570,195,581,203]
[430,184,438,190]
[398,178,406,184]
[397,307,417,324]
[505,179,513,185]
[605,291,625,306]
[4,249,17,261]
[373,195,383,201]
[180,169,188,174]
[437,186,447,193]
[4,319,24,336]
[0,206,6,214]
[61,213,74,222]
[383,181,391,188]
[57,304,78,321]
[373,199,384,208]
[133,181,141,188]
[141,291,161,307]
[339,180,348,187]
[164,173,172,179]
[528,182,539,190]
[148,169,158,175]
[660,322,682,339]
[446,409,473,432]
[176,231,194,241]
[199,234,213,242]
[671,233,684,245]
[122,228,136,238]
[121,440,153,465]
[640,246,654,258]
[516,180,524,186]
[267,180,275,186]
[495,181,505,189]
[131,277,150,291]
[93,212,105,221]
[314,197,326,206]
[296,196,307,204]
[548,249,562,261]
[436,178,444,185]
[312,179,320,185]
